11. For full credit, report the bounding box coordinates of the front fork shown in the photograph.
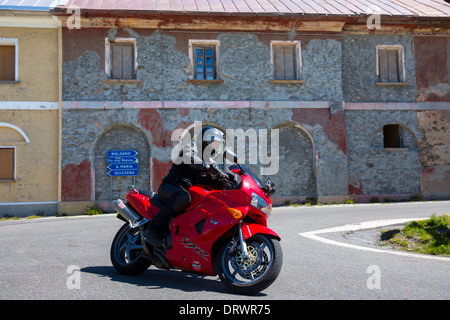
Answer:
[237,221,249,259]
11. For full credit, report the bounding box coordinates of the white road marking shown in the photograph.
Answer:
[298,218,450,262]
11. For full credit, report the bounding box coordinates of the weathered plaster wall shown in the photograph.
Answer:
[0,110,59,205]
[0,27,59,102]
[342,34,416,103]
[61,28,348,207]
[60,28,450,208]
[346,110,421,197]
[0,25,60,216]
[414,36,450,102]
[61,106,347,204]
[418,110,450,199]
[62,28,342,110]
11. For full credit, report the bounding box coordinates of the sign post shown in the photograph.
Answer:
[107,150,139,200]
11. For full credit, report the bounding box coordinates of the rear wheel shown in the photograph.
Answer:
[217,234,282,295]
[110,223,151,275]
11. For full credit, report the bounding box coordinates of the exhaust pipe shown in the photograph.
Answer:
[113,199,143,227]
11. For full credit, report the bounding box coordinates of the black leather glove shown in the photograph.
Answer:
[206,163,228,180]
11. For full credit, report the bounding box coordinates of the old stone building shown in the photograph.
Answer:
[50,0,449,214]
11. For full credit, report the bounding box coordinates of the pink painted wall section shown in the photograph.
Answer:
[292,109,347,154]
[414,37,450,102]
[151,158,172,191]
[61,159,94,201]
[137,108,164,147]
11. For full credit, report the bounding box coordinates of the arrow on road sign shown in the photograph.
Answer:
[107,156,138,164]
[107,169,139,177]
[107,150,138,157]
[107,163,139,171]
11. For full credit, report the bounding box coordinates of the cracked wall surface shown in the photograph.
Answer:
[60,28,449,206]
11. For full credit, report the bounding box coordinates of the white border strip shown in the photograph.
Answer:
[0,101,59,110]
[299,218,450,262]
[62,100,330,109]
[344,102,450,110]
[0,201,58,206]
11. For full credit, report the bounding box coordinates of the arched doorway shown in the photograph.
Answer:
[94,125,150,200]
[265,123,317,197]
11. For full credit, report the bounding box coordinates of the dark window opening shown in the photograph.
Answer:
[383,124,403,148]
[194,45,217,80]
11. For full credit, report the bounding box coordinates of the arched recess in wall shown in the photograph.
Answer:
[267,123,317,198]
[93,124,150,201]
[0,123,30,143]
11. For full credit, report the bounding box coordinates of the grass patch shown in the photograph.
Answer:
[0,215,21,221]
[25,214,45,220]
[379,214,450,257]
[85,206,103,216]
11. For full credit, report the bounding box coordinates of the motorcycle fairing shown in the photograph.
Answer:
[241,223,280,241]
[165,189,243,275]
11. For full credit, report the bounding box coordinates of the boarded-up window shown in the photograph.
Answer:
[110,42,135,79]
[378,47,403,83]
[383,124,403,148]
[194,45,217,80]
[0,46,15,81]
[273,45,297,80]
[0,148,15,180]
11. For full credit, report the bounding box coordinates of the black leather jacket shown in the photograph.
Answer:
[164,142,209,189]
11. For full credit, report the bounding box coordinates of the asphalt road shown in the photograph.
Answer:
[0,201,449,301]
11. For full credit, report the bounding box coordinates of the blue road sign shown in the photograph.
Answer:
[107,163,139,171]
[107,150,139,176]
[107,150,138,157]
[107,156,138,164]
[107,169,139,177]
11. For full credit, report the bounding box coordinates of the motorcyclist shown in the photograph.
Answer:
[143,126,227,248]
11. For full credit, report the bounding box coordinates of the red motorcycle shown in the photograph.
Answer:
[110,151,282,295]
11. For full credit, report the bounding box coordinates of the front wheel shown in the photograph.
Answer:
[110,223,151,275]
[217,234,283,295]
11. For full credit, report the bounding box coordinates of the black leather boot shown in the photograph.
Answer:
[143,225,163,248]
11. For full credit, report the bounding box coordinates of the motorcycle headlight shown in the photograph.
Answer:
[251,192,272,216]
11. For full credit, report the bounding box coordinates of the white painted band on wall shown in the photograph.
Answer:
[0,201,58,206]
[0,101,59,109]
[344,102,450,110]
[62,100,330,109]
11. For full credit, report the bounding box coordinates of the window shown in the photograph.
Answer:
[0,147,15,180]
[0,39,18,82]
[377,45,405,83]
[105,38,137,80]
[383,124,403,148]
[188,40,220,82]
[194,46,217,80]
[271,41,301,81]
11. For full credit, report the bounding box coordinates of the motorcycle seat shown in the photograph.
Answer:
[140,190,165,208]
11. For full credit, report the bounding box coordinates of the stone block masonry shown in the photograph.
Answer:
[61,106,348,205]
[59,28,450,212]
